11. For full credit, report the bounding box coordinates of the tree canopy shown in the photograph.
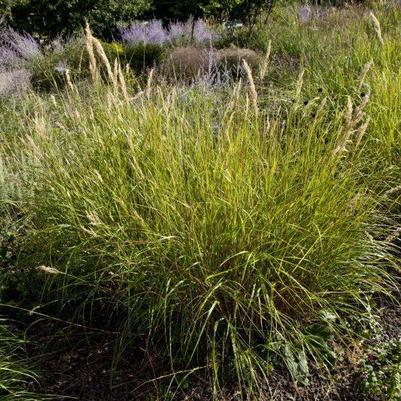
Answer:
[1,0,152,37]
[151,0,275,22]
[0,0,276,38]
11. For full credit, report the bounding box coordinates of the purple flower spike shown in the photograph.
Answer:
[146,20,168,44]
[121,18,216,47]
[0,46,22,69]
[121,20,167,45]
[0,27,41,60]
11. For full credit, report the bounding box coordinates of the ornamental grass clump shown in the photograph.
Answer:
[6,36,395,398]
[0,322,43,401]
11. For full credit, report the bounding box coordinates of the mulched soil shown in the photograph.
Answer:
[15,300,400,401]
[4,234,400,401]
[23,321,164,401]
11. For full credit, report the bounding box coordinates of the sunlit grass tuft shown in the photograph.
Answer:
[5,76,393,397]
[0,321,43,401]
[1,4,401,399]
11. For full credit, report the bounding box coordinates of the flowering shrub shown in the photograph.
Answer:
[0,28,41,60]
[0,68,31,97]
[0,27,41,73]
[168,19,214,45]
[0,46,21,70]
[121,20,167,45]
[120,18,215,47]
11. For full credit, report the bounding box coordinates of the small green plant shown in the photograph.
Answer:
[27,54,66,92]
[123,42,166,72]
[361,339,401,400]
[27,38,125,91]
[0,322,43,400]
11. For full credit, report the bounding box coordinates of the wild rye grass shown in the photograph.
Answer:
[0,321,43,401]
[1,3,401,399]
[0,142,42,401]
[1,74,394,397]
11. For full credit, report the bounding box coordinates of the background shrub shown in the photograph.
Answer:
[2,0,279,38]
[123,42,166,72]
[27,38,124,91]
[151,0,277,24]
[215,47,261,78]
[3,0,151,38]
[120,19,216,47]
[163,47,210,79]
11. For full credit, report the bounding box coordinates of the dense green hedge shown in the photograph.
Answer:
[0,0,151,38]
[1,0,278,38]
[151,0,276,22]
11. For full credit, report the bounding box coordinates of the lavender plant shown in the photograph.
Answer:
[168,18,214,45]
[121,20,167,45]
[0,28,41,60]
[0,68,31,97]
[0,27,41,75]
[120,18,215,47]
[0,46,21,70]
[297,5,312,22]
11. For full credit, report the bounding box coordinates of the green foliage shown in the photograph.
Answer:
[0,322,42,400]
[28,55,66,92]
[1,2,401,399]
[0,1,11,23]
[152,0,276,22]
[123,42,166,72]
[5,77,392,397]
[361,339,401,400]
[27,39,124,91]
[203,0,276,23]
[101,41,124,60]
[5,0,151,38]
